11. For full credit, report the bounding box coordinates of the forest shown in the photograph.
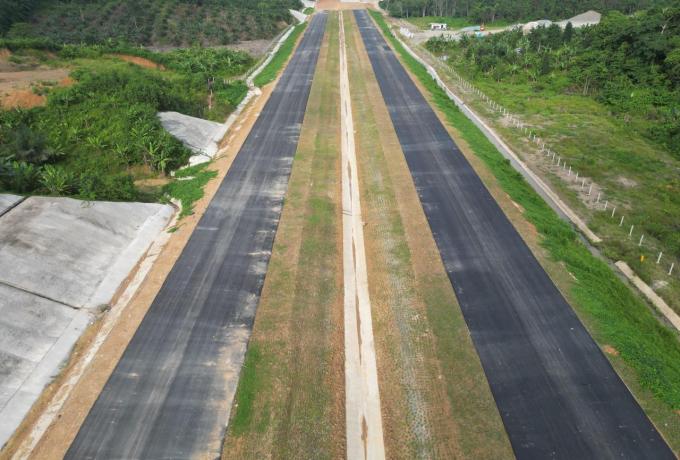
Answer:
[426,7,680,156]
[0,0,302,46]
[380,0,674,22]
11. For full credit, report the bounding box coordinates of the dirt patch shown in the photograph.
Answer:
[1,89,45,109]
[617,176,638,188]
[0,49,10,59]
[134,177,171,187]
[0,68,71,109]
[0,68,70,88]
[112,54,165,70]
[226,39,272,58]
[603,345,620,356]
[652,280,668,291]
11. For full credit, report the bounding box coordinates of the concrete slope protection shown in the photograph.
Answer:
[0,197,172,449]
[65,13,328,460]
[354,10,673,459]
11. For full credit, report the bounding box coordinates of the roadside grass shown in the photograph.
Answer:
[225,13,343,459]
[253,23,308,87]
[405,16,512,30]
[346,12,513,457]
[370,10,680,450]
[163,162,217,218]
[303,7,315,15]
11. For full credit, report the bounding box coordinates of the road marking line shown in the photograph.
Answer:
[340,11,385,460]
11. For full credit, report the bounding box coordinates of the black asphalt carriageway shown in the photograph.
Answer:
[66,13,328,460]
[354,10,673,459]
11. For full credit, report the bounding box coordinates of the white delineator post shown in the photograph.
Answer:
[339,12,386,460]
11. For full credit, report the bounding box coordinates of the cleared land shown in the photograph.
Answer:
[62,14,328,459]
[223,12,345,459]
[355,9,672,458]
[344,11,513,458]
[0,68,70,109]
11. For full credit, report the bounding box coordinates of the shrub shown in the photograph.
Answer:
[0,161,40,193]
[40,164,75,195]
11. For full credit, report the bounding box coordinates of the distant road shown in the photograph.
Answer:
[66,13,327,459]
[354,9,673,459]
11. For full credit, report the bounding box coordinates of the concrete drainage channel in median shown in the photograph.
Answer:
[339,11,386,460]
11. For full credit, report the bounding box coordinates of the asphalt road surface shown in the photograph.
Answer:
[66,13,327,460]
[354,10,673,459]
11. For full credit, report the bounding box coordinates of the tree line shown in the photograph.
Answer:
[381,0,675,22]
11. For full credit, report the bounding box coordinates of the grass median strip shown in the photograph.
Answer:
[254,23,308,87]
[370,10,680,451]
[346,12,512,458]
[223,12,343,459]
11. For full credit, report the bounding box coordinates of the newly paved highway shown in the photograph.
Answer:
[354,10,673,459]
[66,13,327,459]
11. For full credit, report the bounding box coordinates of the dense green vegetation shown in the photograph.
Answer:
[380,0,673,22]
[424,8,680,300]
[370,9,680,439]
[253,23,307,87]
[427,8,680,156]
[1,0,302,46]
[0,0,41,35]
[0,43,252,201]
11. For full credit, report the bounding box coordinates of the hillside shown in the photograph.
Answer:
[0,0,302,46]
[0,43,253,202]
